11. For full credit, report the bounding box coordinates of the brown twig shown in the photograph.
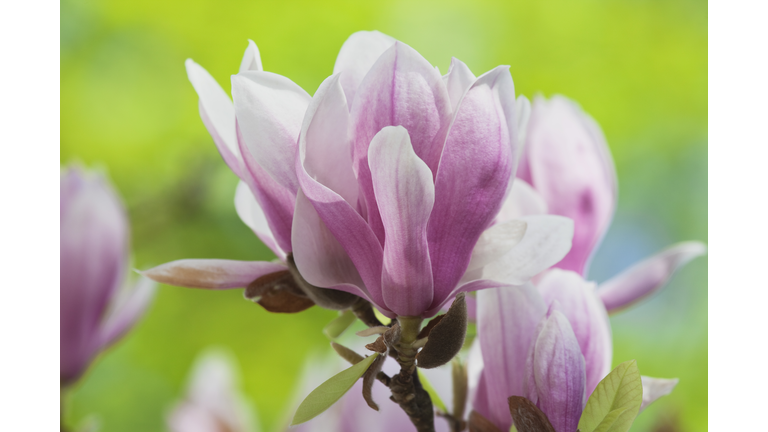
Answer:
[389,368,435,432]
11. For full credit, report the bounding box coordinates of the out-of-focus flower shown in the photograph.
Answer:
[60,166,156,386]
[168,349,257,432]
[143,40,358,312]
[510,95,706,312]
[470,275,677,432]
[292,31,574,318]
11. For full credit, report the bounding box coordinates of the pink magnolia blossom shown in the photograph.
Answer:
[144,32,572,317]
[60,166,156,386]
[168,350,257,432]
[470,272,677,431]
[292,32,574,318]
[509,95,706,313]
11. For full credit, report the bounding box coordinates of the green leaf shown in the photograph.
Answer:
[418,370,447,413]
[577,360,643,432]
[323,310,356,339]
[593,408,629,432]
[291,352,379,425]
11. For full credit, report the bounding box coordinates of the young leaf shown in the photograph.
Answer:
[577,360,642,432]
[291,352,380,425]
[592,408,628,432]
[323,310,356,339]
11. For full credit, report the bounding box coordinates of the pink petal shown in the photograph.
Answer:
[185,59,243,177]
[238,39,263,73]
[598,241,707,313]
[141,259,287,290]
[231,71,310,194]
[333,30,396,107]
[369,126,435,316]
[349,41,452,243]
[537,269,612,398]
[477,283,547,430]
[640,376,678,412]
[428,66,517,302]
[296,74,386,310]
[291,190,374,306]
[423,278,505,318]
[521,95,617,276]
[525,310,586,432]
[98,276,156,349]
[236,122,297,253]
[233,181,286,260]
[442,57,476,111]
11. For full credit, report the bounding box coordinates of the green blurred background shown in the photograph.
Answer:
[61,0,707,430]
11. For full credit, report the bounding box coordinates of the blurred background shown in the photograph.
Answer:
[60,0,707,430]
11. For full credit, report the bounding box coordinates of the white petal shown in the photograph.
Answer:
[234,181,286,260]
[239,39,263,73]
[231,71,310,194]
[495,179,548,224]
[515,95,532,149]
[479,215,574,285]
[185,59,241,171]
[640,376,679,412]
[98,276,156,349]
[466,220,527,273]
[333,30,396,106]
[442,57,476,112]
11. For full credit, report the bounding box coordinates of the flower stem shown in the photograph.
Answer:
[389,316,435,432]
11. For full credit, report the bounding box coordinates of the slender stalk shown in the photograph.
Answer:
[389,316,435,432]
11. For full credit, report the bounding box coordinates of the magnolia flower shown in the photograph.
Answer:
[168,349,257,432]
[60,166,156,386]
[292,31,573,318]
[470,273,677,431]
[511,95,706,313]
[143,39,359,312]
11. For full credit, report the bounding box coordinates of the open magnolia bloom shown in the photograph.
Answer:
[143,39,360,312]
[292,31,574,319]
[60,166,156,386]
[469,274,677,432]
[168,349,257,432]
[508,95,706,313]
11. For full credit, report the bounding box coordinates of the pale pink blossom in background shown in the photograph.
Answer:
[60,166,156,385]
[169,349,258,432]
